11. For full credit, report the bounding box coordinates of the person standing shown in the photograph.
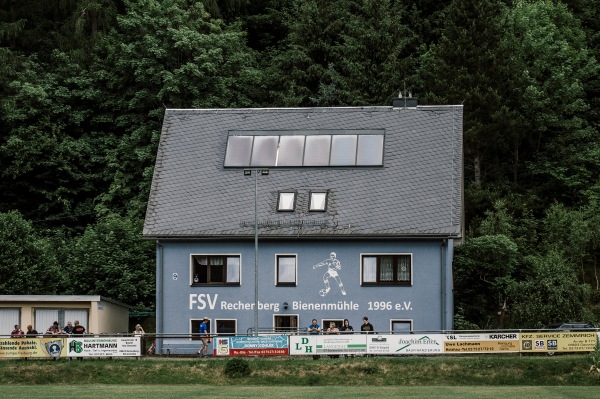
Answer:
[11,324,24,337]
[340,319,354,333]
[72,320,86,335]
[307,319,321,360]
[198,317,210,357]
[360,316,374,334]
[133,324,145,335]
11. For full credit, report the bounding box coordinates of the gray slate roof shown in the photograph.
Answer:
[143,106,463,239]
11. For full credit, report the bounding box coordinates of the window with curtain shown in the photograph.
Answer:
[361,254,412,286]
[192,255,241,286]
[276,255,297,286]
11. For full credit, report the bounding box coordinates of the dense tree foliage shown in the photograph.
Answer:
[1,0,599,321]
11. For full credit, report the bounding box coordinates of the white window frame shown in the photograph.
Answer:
[275,254,297,286]
[191,254,241,286]
[309,191,328,211]
[190,318,211,341]
[277,191,296,211]
[391,319,413,334]
[215,319,237,336]
[273,314,299,333]
[360,253,413,286]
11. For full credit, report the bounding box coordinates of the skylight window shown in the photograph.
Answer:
[309,192,327,211]
[224,130,384,167]
[277,192,296,211]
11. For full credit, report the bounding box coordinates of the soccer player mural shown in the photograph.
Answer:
[312,252,346,297]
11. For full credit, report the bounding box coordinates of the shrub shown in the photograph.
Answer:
[224,357,251,378]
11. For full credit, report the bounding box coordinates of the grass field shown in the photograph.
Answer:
[2,386,600,399]
[2,354,599,398]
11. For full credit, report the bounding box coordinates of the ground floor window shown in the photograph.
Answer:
[190,318,211,340]
[35,308,88,333]
[274,315,298,333]
[215,319,236,336]
[391,320,412,333]
[0,308,20,334]
[322,319,344,331]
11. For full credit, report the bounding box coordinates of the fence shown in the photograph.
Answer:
[1,329,599,359]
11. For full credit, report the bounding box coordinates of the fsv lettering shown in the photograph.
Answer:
[190,294,219,310]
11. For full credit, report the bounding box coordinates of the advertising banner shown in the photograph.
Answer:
[317,334,367,355]
[215,335,289,356]
[0,337,67,358]
[520,332,597,353]
[367,334,444,355]
[66,337,141,357]
[290,335,367,356]
[444,333,520,353]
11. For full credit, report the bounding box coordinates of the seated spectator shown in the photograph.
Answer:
[133,324,145,335]
[25,325,38,337]
[72,320,86,335]
[46,321,64,335]
[11,324,24,337]
[63,321,74,334]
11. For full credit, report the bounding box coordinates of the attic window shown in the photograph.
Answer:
[309,192,327,211]
[224,130,384,167]
[277,192,296,211]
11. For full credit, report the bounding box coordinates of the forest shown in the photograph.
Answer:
[0,0,599,329]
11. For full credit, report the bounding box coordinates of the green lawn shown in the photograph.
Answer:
[2,386,599,399]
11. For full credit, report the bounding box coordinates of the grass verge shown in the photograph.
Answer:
[1,354,600,386]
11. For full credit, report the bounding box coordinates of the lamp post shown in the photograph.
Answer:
[244,169,269,335]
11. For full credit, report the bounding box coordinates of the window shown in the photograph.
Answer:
[224,130,385,167]
[361,254,412,286]
[323,319,343,330]
[274,315,298,333]
[277,192,296,211]
[215,319,236,336]
[391,320,413,333]
[276,255,297,286]
[192,255,240,286]
[191,319,210,341]
[0,308,20,335]
[309,192,327,211]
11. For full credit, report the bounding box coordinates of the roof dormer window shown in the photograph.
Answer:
[277,192,296,212]
[309,192,328,212]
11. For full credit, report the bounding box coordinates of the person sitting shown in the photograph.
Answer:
[46,321,64,335]
[11,324,24,337]
[63,321,74,334]
[72,320,86,335]
[25,325,38,337]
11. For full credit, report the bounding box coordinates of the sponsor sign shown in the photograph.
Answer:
[444,333,520,353]
[0,337,67,358]
[66,337,141,357]
[216,335,289,357]
[366,334,444,355]
[290,335,367,356]
[316,335,367,355]
[520,332,597,353]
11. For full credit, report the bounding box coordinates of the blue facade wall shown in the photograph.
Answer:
[156,238,453,343]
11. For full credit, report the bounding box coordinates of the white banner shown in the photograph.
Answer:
[66,337,142,357]
[367,334,444,354]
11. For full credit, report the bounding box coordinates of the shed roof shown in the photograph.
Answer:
[143,106,463,239]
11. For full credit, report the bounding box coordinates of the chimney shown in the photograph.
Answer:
[392,91,418,107]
